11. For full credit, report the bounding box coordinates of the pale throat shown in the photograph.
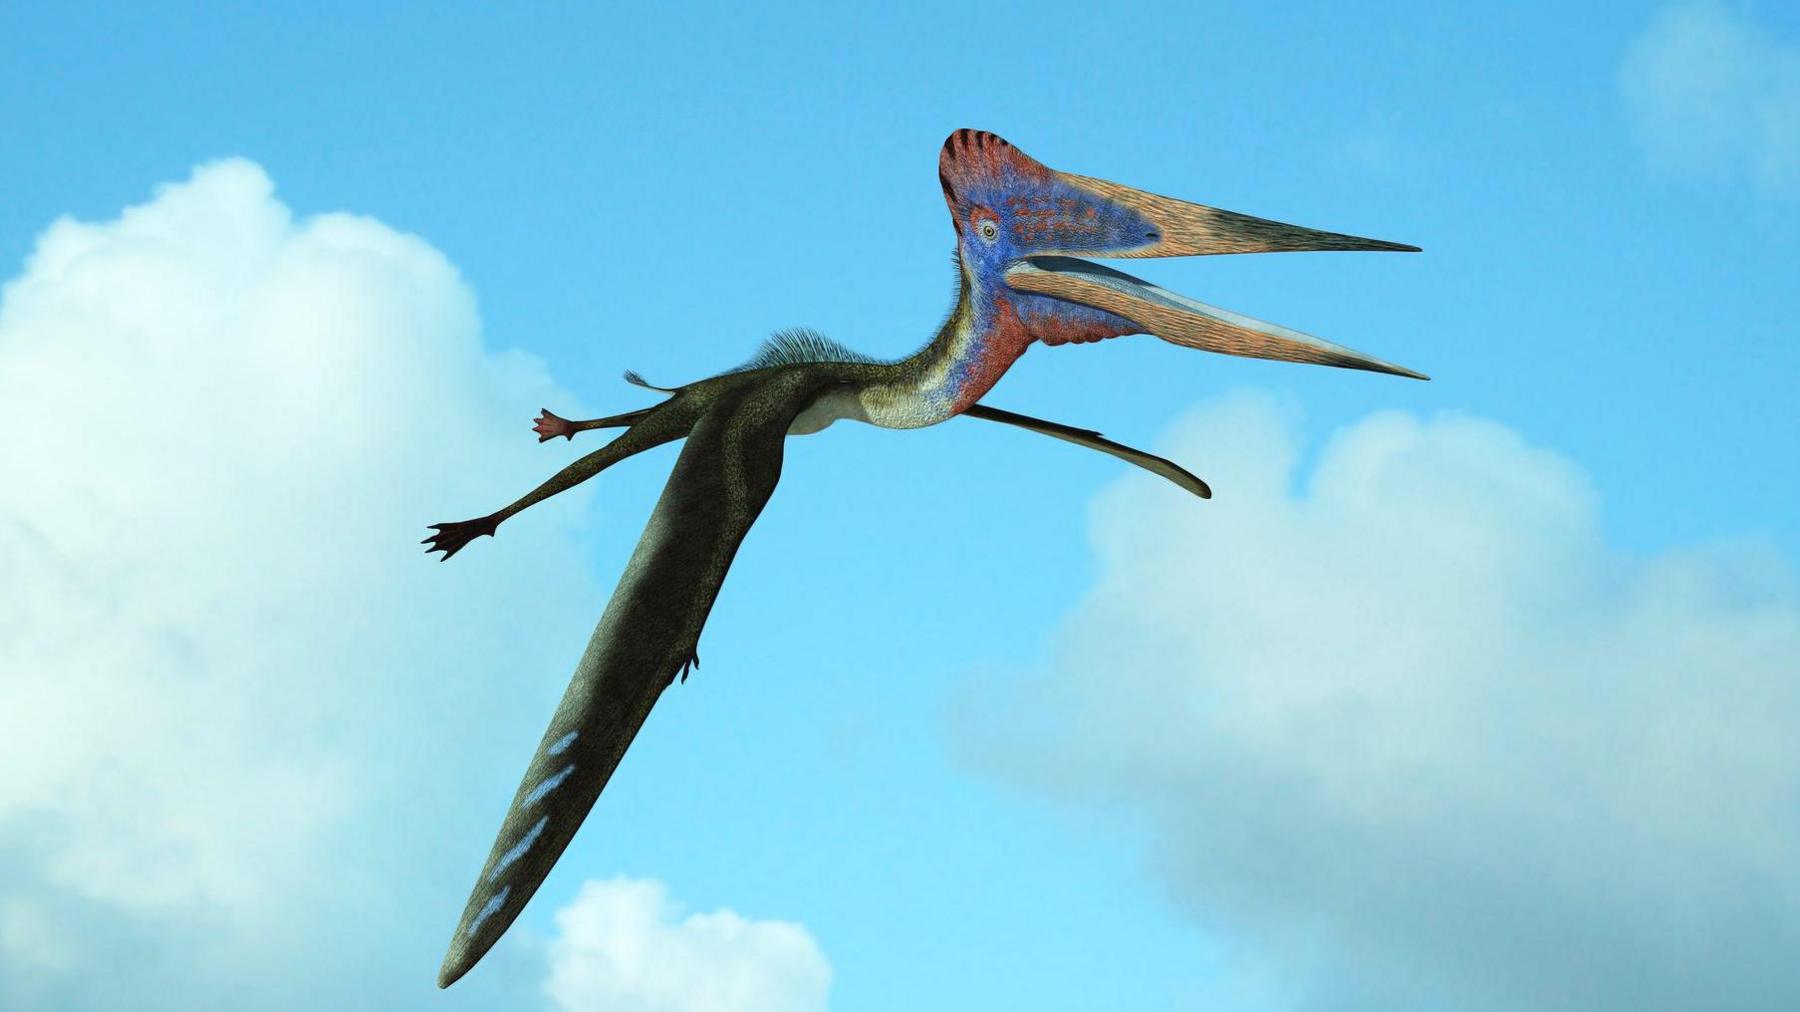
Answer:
[856,275,1033,429]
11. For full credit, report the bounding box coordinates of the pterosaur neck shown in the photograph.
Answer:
[855,257,1031,428]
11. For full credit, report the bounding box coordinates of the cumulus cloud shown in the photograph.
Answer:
[0,160,609,1008]
[963,391,1800,1011]
[544,878,830,1012]
[1620,2,1800,196]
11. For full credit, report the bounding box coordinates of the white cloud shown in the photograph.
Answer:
[545,878,830,1012]
[963,391,1800,1010]
[0,160,606,1008]
[1620,2,1800,196]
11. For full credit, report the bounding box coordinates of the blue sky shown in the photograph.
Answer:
[1,3,1795,1011]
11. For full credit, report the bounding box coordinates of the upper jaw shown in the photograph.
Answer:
[1053,170,1421,258]
[1004,256,1429,381]
[936,129,1424,377]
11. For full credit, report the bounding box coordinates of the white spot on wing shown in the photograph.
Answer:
[522,764,576,807]
[547,731,577,756]
[466,885,510,938]
[489,816,548,883]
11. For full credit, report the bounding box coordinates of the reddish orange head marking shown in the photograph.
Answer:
[937,129,1052,225]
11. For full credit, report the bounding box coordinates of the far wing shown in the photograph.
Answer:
[437,370,839,988]
[963,403,1211,499]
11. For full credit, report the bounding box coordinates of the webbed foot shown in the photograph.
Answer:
[423,515,500,560]
[533,409,575,442]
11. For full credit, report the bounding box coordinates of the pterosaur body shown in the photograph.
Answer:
[427,130,1424,986]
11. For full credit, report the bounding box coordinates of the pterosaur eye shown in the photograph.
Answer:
[978,220,999,243]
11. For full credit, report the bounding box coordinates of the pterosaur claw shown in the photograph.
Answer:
[423,516,499,560]
[533,409,575,442]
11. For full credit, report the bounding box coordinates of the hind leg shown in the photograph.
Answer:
[532,406,654,443]
[426,399,698,560]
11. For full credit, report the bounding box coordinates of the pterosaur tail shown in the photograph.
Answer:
[623,370,678,392]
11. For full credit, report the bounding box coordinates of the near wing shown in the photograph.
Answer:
[437,371,840,988]
[963,403,1211,499]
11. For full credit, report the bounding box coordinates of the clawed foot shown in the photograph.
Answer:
[422,515,500,560]
[533,409,575,442]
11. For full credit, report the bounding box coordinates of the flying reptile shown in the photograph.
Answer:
[425,129,1425,987]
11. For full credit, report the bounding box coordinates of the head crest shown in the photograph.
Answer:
[937,129,1051,220]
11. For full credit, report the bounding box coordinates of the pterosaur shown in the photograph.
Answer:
[426,129,1424,986]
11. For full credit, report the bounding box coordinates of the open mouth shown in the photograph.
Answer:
[1006,255,1429,380]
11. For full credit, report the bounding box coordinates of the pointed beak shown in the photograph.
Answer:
[1006,256,1429,380]
[1058,171,1420,257]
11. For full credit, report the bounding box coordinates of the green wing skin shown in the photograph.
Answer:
[438,371,837,988]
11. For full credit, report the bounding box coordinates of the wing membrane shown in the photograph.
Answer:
[963,403,1211,499]
[437,371,837,987]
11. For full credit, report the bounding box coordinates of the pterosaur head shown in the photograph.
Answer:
[937,129,1427,379]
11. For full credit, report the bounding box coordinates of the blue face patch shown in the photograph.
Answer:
[997,177,1160,258]
[940,130,1161,265]
[1009,289,1141,347]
